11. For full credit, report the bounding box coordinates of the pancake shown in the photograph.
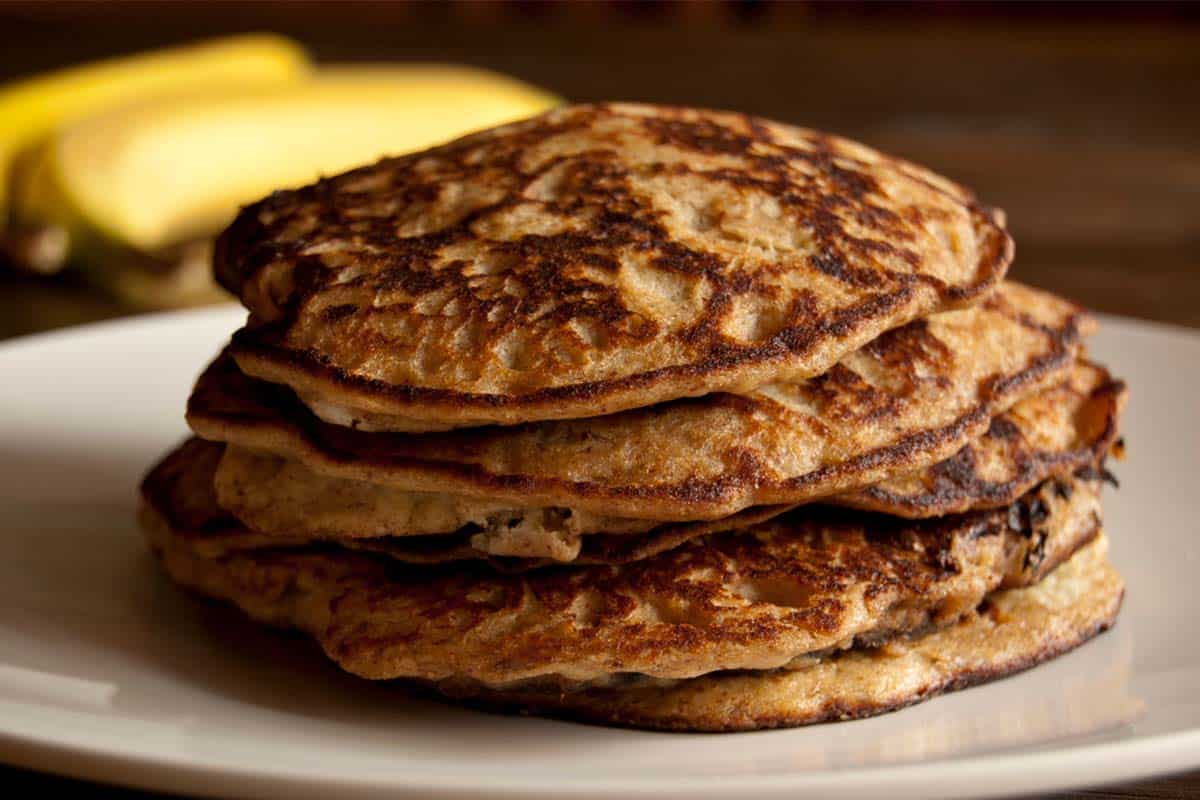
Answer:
[341,505,791,570]
[437,534,1121,731]
[152,399,1115,569]
[213,442,660,560]
[188,282,1091,521]
[215,102,1012,431]
[147,437,784,563]
[206,358,1122,564]
[834,359,1126,517]
[140,465,1104,686]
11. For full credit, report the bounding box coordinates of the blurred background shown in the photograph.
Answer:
[1,0,1198,342]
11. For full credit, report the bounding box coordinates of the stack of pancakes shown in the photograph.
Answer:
[140,103,1128,731]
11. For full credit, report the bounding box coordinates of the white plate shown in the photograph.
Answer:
[0,306,1197,800]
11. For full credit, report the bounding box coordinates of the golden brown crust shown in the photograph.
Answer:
[145,425,1104,573]
[341,505,792,570]
[140,458,1105,685]
[188,282,1090,520]
[213,443,663,561]
[216,103,1012,430]
[835,360,1126,517]
[196,357,1124,561]
[438,535,1121,731]
[150,437,788,565]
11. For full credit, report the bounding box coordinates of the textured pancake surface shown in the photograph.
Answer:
[835,359,1125,517]
[200,356,1122,562]
[217,102,1012,430]
[141,462,1103,685]
[189,282,1090,520]
[440,535,1121,731]
[213,444,658,561]
[340,505,791,570]
[154,437,782,564]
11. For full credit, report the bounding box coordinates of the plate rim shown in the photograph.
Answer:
[3,718,1200,799]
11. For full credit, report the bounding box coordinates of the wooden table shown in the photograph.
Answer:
[1,4,1197,797]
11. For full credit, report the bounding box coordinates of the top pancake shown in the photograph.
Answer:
[216,102,1012,431]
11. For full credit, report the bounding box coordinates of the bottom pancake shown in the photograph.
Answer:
[433,534,1122,731]
[141,457,1109,686]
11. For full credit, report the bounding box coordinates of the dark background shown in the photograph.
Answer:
[2,2,1199,798]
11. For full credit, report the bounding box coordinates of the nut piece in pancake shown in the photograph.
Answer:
[140,464,1104,686]
[188,282,1092,521]
[217,102,1012,431]
[835,359,1126,517]
[341,504,791,570]
[214,444,657,561]
[438,534,1122,731]
[154,437,780,563]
